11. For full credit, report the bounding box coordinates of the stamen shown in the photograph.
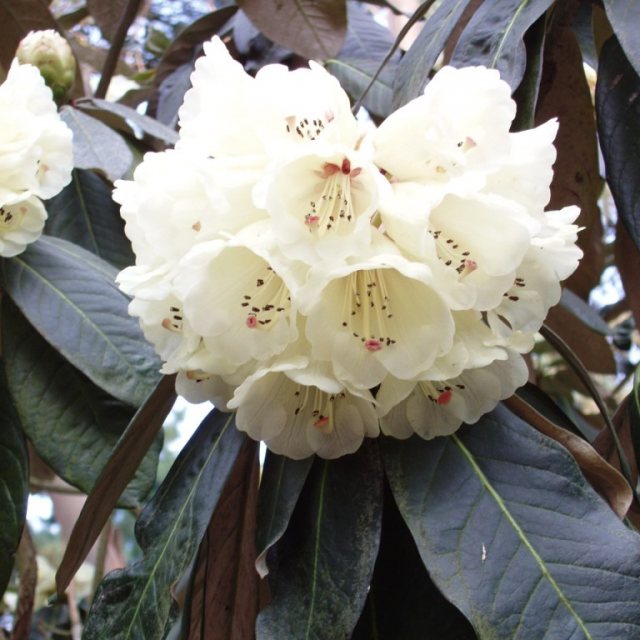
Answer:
[240,265,290,330]
[429,229,477,276]
[341,270,397,351]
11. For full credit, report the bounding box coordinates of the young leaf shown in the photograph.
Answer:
[2,236,161,407]
[237,0,347,60]
[383,405,640,639]
[0,0,59,69]
[536,26,604,299]
[86,0,129,41]
[597,36,640,253]
[183,439,261,640]
[56,374,175,596]
[45,169,135,270]
[2,300,159,506]
[325,2,399,118]
[0,363,28,598]
[545,303,616,374]
[449,0,554,90]
[256,441,383,640]
[352,486,477,640]
[392,0,475,109]
[60,106,134,183]
[83,410,244,639]
[255,451,314,578]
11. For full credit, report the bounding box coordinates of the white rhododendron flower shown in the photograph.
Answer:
[0,60,73,257]
[116,36,582,458]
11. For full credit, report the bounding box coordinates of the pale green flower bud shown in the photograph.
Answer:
[16,30,76,101]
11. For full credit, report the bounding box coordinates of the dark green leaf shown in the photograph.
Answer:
[0,362,28,598]
[559,288,612,335]
[383,405,640,639]
[154,63,193,129]
[237,0,347,60]
[73,98,179,146]
[255,451,314,578]
[2,299,159,506]
[256,441,383,640]
[603,0,640,78]
[512,12,546,131]
[572,0,597,70]
[45,169,134,270]
[353,485,477,640]
[326,2,398,118]
[60,106,133,182]
[515,383,583,438]
[596,36,640,252]
[450,0,554,90]
[392,0,474,109]
[83,410,244,639]
[2,236,161,407]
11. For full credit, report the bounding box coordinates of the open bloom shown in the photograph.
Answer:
[228,357,379,459]
[117,37,582,458]
[0,60,72,257]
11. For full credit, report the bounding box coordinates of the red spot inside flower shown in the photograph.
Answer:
[305,214,320,225]
[465,259,478,271]
[437,390,453,405]
[321,162,340,178]
[350,167,362,178]
[365,339,382,352]
[246,314,258,328]
[465,136,477,149]
[314,416,330,428]
[341,158,351,175]
[325,110,335,123]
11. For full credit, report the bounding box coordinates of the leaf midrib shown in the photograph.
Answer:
[451,434,593,639]
[9,255,140,385]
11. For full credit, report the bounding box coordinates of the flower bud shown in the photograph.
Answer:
[16,30,76,101]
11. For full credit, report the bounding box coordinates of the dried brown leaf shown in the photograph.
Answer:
[185,439,261,640]
[505,395,632,518]
[535,27,604,298]
[237,0,347,60]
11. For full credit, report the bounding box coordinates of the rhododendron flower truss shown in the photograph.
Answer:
[117,35,582,459]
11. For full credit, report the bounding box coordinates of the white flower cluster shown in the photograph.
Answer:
[0,60,73,257]
[116,37,582,459]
